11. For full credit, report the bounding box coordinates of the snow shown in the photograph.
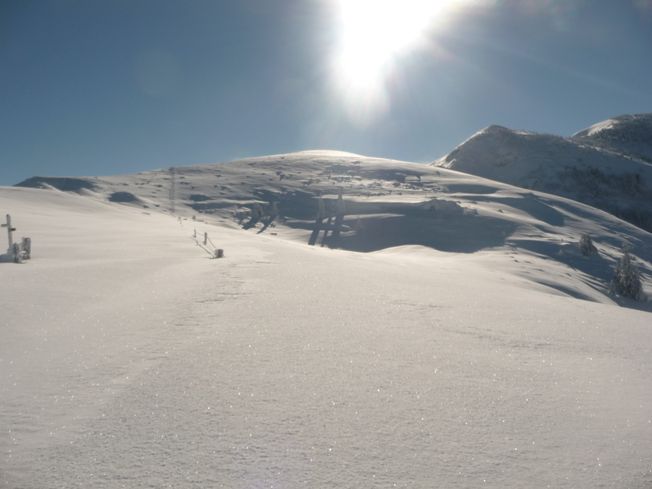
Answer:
[434,116,652,233]
[572,113,652,164]
[2,148,652,488]
[581,119,618,137]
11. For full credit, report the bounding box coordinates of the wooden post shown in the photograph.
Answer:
[21,237,31,260]
[330,190,345,246]
[2,214,16,250]
[308,197,325,246]
[320,216,333,247]
[203,232,208,246]
[253,204,262,222]
[269,202,279,223]
[169,167,177,214]
[12,243,21,263]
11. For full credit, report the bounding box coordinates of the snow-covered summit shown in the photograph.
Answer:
[435,115,652,232]
[572,113,652,163]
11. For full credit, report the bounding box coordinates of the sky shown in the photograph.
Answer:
[1,0,651,185]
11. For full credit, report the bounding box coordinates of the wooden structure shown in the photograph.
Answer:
[308,197,326,246]
[308,191,346,248]
[2,215,31,263]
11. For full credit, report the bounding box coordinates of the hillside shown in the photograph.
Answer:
[2,181,652,489]
[434,115,652,232]
[14,150,652,306]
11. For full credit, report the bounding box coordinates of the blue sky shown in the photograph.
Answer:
[1,0,651,185]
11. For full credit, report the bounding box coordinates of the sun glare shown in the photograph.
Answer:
[332,0,463,123]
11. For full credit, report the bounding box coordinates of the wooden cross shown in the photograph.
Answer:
[1,214,16,250]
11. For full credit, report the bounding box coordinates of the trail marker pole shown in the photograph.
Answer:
[169,167,176,214]
[2,214,16,251]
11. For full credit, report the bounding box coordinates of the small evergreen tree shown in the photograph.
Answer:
[579,234,598,256]
[610,248,645,301]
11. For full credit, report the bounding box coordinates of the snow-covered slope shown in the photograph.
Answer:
[2,181,652,489]
[572,113,652,163]
[435,116,652,232]
[14,150,652,306]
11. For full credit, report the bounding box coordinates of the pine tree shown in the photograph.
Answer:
[579,234,597,256]
[611,248,644,301]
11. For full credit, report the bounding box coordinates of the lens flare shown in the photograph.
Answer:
[331,0,464,124]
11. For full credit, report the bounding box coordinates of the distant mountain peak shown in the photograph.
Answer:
[481,124,512,133]
[571,113,652,163]
[573,113,652,137]
[434,113,652,232]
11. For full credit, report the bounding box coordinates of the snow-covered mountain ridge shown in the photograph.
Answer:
[14,149,652,307]
[435,113,652,232]
[572,113,652,163]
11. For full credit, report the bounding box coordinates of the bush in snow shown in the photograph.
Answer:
[578,234,598,256]
[610,248,645,301]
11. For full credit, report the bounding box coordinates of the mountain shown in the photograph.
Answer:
[572,113,652,163]
[434,115,652,232]
[14,150,652,306]
[4,149,652,488]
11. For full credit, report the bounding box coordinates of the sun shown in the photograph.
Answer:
[331,0,463,122]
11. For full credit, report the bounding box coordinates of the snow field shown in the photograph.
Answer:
[1,187,651,488]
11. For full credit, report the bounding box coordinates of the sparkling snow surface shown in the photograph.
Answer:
[2,155,652,488]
